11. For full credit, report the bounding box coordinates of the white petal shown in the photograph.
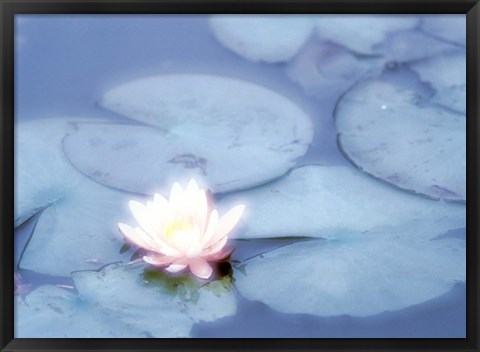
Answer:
[128,200,157,239]
[202,236,228,257]
[201,210,219,245]
[194,189,209,233]
[206,205,244,247]
[169,183,184,206]
[118,223,156,252]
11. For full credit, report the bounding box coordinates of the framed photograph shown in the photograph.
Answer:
[1,0,479,351]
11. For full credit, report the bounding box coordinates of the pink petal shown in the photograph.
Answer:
[143,255,175,267]
[165,262,188,273]
[189,258,213,279]
[206,204,245,247]
[203,236,228,256]
[205,245,235,261]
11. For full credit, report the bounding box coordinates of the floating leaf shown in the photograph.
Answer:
[15,285,139,337]
[15,118,147,276]
[336,77,465,202]
[235,230,465,317]
[219,165,465,239]
[209,15,314,63]
[14,118,84,226]
[93,74,313,194]
[71,263,237,337]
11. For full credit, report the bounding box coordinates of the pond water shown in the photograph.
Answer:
[14,14,466,338]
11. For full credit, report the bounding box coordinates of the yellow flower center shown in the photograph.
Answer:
[164,219,192,241]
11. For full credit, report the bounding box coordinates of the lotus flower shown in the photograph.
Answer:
[118,179,245,280]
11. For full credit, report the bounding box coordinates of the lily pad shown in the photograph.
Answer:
[19,178,140,276]
[410,51,466,114]
[219,165,465,240]
[95,74,313,194]
[315,15,418,55]
[14,118,84,226]
[15,285,138,337]
[16,119,141,276]
[421,15,466,46]
[209,15,314,63]
[72,263,237,337]
[379,29,458,62]
[335,78,466,202]
[235,231,465,317]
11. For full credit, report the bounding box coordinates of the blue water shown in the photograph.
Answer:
[14,15,466,338]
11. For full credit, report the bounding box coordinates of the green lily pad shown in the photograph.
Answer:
[336,78,465,202]
[235,230,465,317]
[219,165,465,240]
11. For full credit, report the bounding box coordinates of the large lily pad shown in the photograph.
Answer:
[219,165,465,240]
[209,15,314,63]
[95,74,313,194]
[335,78,466,202]
[72,263,237,337]
[19,178,140,276]
[235,230,465,317]
[15,285,138,337]
[421,15,466,46]
[16,263,237,337]
[410,51,466,114]
[16,119,141,276]
[14,118,85,226]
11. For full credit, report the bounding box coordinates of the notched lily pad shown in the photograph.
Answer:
[235,230,465,317]
[14,118,85,226]
[91,74,313,194]
[219,165,465,240]
[335,77,465,202]
[15,285,138,337]
[71,263,237,337]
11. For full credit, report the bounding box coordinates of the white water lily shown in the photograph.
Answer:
[118,179,245,279]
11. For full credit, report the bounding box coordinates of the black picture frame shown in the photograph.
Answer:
[1,1,479,351]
